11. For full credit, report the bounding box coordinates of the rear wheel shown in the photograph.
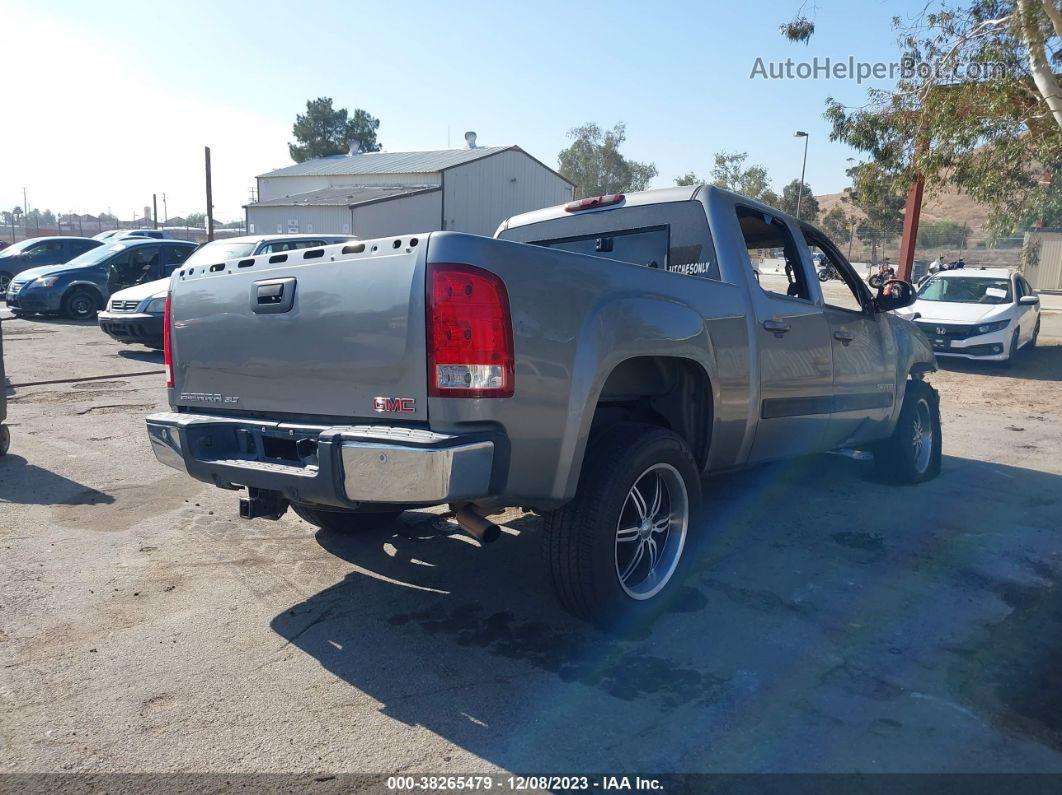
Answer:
[1028,318,1040,349]
[0,425,9,456]
[0,271,12,295]
[290,503,403,533]
[543,423,701,630]
[868,274,884,289]
[62,288,99,321]
[873,379,941,484]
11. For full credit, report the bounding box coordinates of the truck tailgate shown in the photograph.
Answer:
[169,239,427,421]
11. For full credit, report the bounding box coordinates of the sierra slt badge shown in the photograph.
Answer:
[373,396,415,413]
[180,392,240,404]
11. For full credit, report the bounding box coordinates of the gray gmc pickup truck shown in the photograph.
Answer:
[146,185,939,628]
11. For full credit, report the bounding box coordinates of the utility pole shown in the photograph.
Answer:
[161,193,168,225]
[21,187,28,217]
[204,146,215,242]
[152,194,159,229]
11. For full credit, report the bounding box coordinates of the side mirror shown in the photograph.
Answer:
[874,279,917,312]
[1018,295,1039,305]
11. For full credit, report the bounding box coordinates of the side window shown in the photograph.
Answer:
[128,246,161,284]
[164,245,192,266]
[803,231,866,313]
[736,206,811,301]
[26,240,64,262]
[293,240,325,249]
[69,240,95,256]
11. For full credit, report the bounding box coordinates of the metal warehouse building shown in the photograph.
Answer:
[246,139,574,239]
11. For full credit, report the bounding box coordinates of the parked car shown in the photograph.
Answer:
[6,238,195,320]
[93,229,174,241]
[96,234,356,347]
[145,185,938,628]
[895,267,1040,364]
[0,236,102,295]
[178,233,359,267]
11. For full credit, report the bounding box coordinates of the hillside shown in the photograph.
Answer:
[814,186,1020,266]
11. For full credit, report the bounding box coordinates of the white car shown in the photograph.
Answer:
[896,268,1040,364]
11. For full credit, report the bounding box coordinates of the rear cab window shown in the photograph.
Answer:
[497,201,719,281]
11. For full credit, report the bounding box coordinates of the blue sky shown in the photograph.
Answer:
[0,0,930,223]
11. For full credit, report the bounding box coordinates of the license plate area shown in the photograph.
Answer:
[931,337,950,350]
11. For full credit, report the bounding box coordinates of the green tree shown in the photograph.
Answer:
[558,122,657,198]
[289,97,381,163]
[815,0,1062,238]
[842,164,906,262]
[821,204,855,247]
[676,151,781,205]
[184,212,206,227]
[917,220,969,248]
[778,179,820,222]
[674,172,700,186]
[98,212,117,223]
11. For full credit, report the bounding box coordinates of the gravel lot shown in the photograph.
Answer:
[2,305,1062,774]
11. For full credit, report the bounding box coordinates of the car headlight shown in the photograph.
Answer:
[142,297,167,314]
[33,276,59,287]
[975,319,1010,335]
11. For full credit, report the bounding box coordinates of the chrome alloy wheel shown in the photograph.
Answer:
[614,463,689,600]
[911,398,933,475]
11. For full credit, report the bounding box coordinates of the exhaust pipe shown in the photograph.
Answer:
[454,505,501,544]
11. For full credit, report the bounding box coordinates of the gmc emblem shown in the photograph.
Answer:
[373,396,416,414]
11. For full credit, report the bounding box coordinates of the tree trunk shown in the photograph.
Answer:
[1018,0,1062,131]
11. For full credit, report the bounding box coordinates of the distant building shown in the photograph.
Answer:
[245,136,573,240]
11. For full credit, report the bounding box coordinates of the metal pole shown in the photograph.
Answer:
[162,193,168,226]
[204,146,215,242]
[795,134,809,221]
[153,194,159,229]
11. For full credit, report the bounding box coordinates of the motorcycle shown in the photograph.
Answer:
[817,262,841,282]
[868,262,897,289]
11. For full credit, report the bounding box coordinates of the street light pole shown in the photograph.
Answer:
[793,131,809,221]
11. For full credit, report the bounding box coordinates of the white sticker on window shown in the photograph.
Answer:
[985,287,1007,298]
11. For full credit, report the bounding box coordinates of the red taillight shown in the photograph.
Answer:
[163,291,173,388]
[426,263,514,398]
[564,193,625,212]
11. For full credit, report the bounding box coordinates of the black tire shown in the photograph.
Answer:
[817,270,829,282]
[62,288,99,321]
[1028,318,1040,350]
[868,274,884,289]
[1002,328,1020,368]
[290,503,403,532]
[543,423,701,630]
[0,271,12,295]
[0,424,9,456]
[873,380,942,484]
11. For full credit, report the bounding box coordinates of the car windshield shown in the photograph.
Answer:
[917,276,1012,304]
[64,242,130,267]
[1,238,46,255]
[183,240,257,267]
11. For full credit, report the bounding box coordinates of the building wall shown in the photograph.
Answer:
[351,191,442,238]
[442,149,573,237]
[257,172,441,201]
[1024,230,1062,291]
[246,191,443,239]
[246,205,353,236]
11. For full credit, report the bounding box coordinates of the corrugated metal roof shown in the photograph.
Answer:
[258,146,514,178]
[247,185,440,208]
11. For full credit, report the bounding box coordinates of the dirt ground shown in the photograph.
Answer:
[2,307,1062,775]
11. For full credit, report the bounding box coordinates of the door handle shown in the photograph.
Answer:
[251,277,296,314]
[833,330,854,345]
[763,318,791,335]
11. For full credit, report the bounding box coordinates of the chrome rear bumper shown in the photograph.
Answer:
[146,412,496,507]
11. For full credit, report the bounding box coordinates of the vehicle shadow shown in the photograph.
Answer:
[0,454,115,506]
[937,339,1062,383]
[270,453,1062,772]
[117,349,164,362]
